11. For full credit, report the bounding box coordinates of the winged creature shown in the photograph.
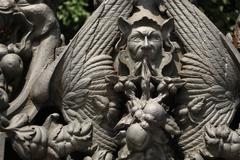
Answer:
[47,0,133,157]
[32,0,240,159]
[162,0,240,159]
[0,0,133,159]
[1,0,240,160]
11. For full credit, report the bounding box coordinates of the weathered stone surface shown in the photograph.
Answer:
[0,0,240,160]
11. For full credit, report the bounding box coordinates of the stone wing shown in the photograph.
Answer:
[51,0,132,122]
[164,0,240,156]
[49,0,133,152]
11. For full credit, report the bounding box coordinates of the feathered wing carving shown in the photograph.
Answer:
[163,0,240,158]
[50,0,133,153]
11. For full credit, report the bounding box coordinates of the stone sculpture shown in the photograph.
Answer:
[0,0,240,160]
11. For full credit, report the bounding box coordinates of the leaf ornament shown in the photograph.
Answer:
[44,114,93,160]
[164,0,240,157]
[0,113,48,160]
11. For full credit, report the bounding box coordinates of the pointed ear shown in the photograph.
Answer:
[118,17,132,36]
[161,18,174,41]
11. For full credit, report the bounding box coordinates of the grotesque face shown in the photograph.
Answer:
[127,26,162,62]
[118,17,174,63]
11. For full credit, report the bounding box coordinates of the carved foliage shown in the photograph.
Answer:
[1,0,240,160]
[0,113,93,160]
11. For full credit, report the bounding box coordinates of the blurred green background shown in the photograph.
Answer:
[195,0,240,33]
[56,0,240,42]
[56,0,91,42]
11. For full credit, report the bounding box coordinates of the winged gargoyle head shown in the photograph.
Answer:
[117,16,174,76]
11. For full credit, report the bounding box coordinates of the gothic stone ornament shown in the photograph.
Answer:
[111,1,184,159]
[163,0,240,160]
[0,0,133,159]
[1,0,240,160]
[0,0,61,119]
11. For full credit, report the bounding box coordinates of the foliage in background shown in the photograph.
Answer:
[56,0,240,42]
[196,0,240,34]
[57,0,90,42]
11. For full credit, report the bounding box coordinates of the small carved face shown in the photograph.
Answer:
[127,26,162,61]
[118,17,174,63]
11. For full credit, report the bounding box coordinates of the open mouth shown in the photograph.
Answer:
[0,12,33,46]
[0,14,12,43]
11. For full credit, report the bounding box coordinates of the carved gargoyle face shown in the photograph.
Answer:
[118,17,174,63]
[127,26,162,62]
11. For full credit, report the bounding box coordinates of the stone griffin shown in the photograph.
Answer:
[0,0,240,160]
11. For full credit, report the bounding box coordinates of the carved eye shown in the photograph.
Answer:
[129,35,144,42]
[148,34,161,42]
[134,38,142,42]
